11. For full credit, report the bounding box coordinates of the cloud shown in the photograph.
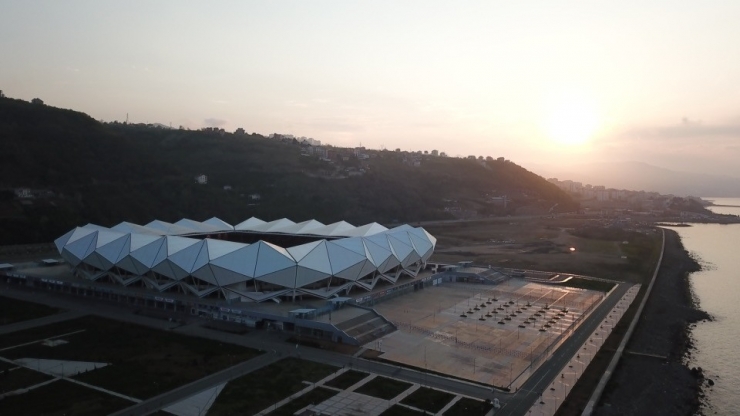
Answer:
[593,117,740,177]
[625,117,740,140]
[204,118,227,127]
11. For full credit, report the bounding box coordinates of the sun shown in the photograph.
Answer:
[544,92,599,146]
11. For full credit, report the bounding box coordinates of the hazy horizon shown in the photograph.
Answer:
[2,1,739,178]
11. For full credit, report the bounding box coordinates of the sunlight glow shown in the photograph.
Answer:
[544,92,600,146]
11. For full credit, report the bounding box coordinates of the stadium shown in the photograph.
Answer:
[53,217,436,303]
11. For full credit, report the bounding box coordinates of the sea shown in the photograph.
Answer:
[666,197,740,415]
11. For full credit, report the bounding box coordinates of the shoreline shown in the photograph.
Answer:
[593,228,710,416]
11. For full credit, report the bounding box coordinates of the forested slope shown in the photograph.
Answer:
[0,97,577,244]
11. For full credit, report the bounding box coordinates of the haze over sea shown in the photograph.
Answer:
[667,198,740,414]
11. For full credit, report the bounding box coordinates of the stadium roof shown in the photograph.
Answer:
[54,217,436,302]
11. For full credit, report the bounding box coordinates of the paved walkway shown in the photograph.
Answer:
[0,355,140,403]
[0,310,86,336]
[162,383,226,416]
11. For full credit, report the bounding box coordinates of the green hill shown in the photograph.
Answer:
[0,96,577,244]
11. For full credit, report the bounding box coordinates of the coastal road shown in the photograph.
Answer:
[495,282,630,415]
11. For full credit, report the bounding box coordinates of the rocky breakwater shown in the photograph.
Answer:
[595,229,710,416]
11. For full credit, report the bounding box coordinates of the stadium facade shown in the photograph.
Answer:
[54,217,436,303]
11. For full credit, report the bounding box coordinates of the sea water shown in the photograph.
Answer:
[667,197,740,414]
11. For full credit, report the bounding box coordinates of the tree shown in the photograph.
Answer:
[31,98,44,105]
[0,90,5,98]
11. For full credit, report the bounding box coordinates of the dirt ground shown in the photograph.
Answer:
[425,217,659,284]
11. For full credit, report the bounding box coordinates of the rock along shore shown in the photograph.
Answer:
[595,228,710,416]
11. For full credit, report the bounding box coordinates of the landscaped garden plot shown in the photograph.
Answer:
[0,367,52,393]
[380,405,424,415]
[400,386,455,413]
[271,386,337,416]
[444,397,493,415]
[0,295,59,325]
[324,369,369,390]
[0,315,261,399]
[207,358,337,416]
[354,376,412,400]
[0,379,134,416]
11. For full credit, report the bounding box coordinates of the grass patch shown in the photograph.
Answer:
[380,405,425,415]
[560,277,616,292]
[444,397,493,415]
[0,379,134,415]
[0,315,261,399]
[400,386,455,413]
[0,296,59,325]
[207,358,337,416]
[272,386,336,416]
[0,367,53,393]
[324,369,369,390]
[355,376,412,400]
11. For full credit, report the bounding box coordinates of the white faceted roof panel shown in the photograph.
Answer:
[295,242,332,275]
[96,234,130,265]
[203,217,234,231]
[331,237,366,256]
[65,231,98,263]
[210,244,260,277]
[112,222,165,235]
[83,223,111,231]
[164,236,200,256]
[169,240,206,274]
[326,242,366,274]
[312,221,356,236]
[345,222,389,237]
[295,267,332,287]
[253,241,296,277]
[207,265,254,286]
[274,219,325,235]
[146,220,199,235]
[66,227,97,245]
[334,260,368,281]
[94,230,126,248]
[175,219,222,233]
[203,239,244,260]
[54,228,76,253]
[56,215,436,301]
[256,267,297,288]
[363,237,393,267]
[286,240,323,262]
[129,237,166,268]
[234,217,267,231]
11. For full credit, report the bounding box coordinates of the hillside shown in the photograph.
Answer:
[0,97,577,244]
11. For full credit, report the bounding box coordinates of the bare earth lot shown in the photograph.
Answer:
[425,217,660,283]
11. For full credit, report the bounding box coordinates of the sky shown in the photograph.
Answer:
[2,1,740,178]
